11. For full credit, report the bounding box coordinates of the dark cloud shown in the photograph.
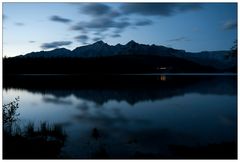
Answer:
[29,41,36,43]
[92,37,103,42]
[15,22,24,26]
[70,25,89,34]
[167,37,190,42]
[80,3,120,18]
[74,35,89,44]
[120,3,202,16]
[75,3,199,43]
[71,3,201,42]
[111,34,121,38]
[71,25,84,31]
[86,18,129,29]
[50,15,72,23]
[223,20,237,30]
[71,17,131,35]
[80,3,111,16]
[41,41,72,49]
[43,97,73,105]
[135,19,153,26]
[72,3,126,37]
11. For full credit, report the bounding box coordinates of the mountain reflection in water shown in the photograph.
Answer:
[3,75,237,159]
[3,75,237,105]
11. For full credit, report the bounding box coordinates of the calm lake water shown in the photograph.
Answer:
[3,75,237,159]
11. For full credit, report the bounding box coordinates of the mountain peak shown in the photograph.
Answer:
[93,40,105,45]
[116,43,122,46]
[126,40,138,46]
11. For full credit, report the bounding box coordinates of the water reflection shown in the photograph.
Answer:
[3,75,237,159]
[3,75,237,105]
[43,96,73,105]
[159,75,167,81]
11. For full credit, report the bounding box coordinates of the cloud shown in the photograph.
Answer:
[71,25,84,31]
[120,3,202,16]
[50,15,72,23]
[43,97,73,105]
[167,37,190,42]
[80,3,120,18]
[111,34,121,38]
[29,41,36,43]
[80,3,111,16]
[88,18,129,29]
[135,19,153,26]
[72,17,130,31]
[74,35,89,44]
[76,3,126,31]
[72,3,128,39]
[92,37,103,42]
[41,41,72,49]
[75,3,199,43]
[15,22,24,26]
[223,20,237,30]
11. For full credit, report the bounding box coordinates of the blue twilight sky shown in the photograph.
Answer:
[3,2,237,57]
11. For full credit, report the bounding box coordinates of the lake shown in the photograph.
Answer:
[3,74,237,159]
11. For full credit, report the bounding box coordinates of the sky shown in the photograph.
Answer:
[2,2,237,57]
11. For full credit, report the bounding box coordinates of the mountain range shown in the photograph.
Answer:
[19,40,236,70]
[4,40,236,74]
